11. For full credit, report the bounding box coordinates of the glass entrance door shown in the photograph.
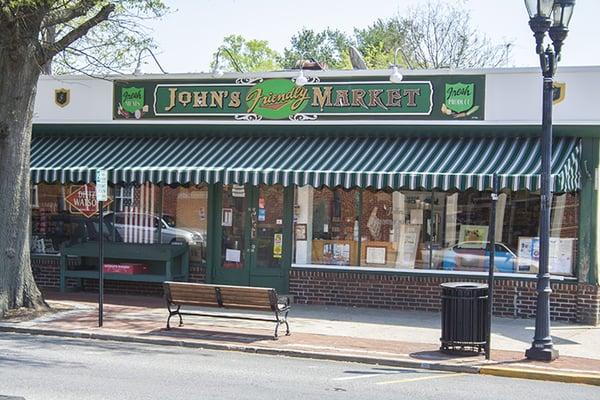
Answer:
[216,184,250,286]
[214,184,287,292]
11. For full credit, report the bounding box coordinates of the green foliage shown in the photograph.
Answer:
[211,35,281,73]
[45,0,169,74]
[281,28,352,70]
[354,18,406,69]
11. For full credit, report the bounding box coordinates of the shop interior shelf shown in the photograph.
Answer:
[62,270,180,282]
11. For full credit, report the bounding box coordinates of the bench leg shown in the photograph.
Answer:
[274,310,291,339]
[283,310,290,336]
[166,304,181,330]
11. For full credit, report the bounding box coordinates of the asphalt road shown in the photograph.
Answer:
[0,332,598,400]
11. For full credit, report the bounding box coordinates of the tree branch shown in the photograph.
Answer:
[42,0,97,28]
[38,3,115,65]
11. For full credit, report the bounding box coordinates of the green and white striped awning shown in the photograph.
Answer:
[30,135,580,192]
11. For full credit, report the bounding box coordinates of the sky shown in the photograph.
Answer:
[138,0,600,74]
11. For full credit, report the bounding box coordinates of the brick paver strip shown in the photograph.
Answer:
[2,290,594,380]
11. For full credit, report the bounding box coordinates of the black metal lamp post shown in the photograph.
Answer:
[524,0,575,362]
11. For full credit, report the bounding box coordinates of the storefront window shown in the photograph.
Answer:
[300,187,360,266]
[31,183,208,266]
[31,183,115,253]
[107,183,161,245]
[293,186,579,276]
[162,185,208,265]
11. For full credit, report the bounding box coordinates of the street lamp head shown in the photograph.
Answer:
[525,0,554,54]
[294,69,308,87]
[389,47,404,83]
[552,0,575,27]
[524,0,554,19]
[389,65,403,83]
[549,0,575,60]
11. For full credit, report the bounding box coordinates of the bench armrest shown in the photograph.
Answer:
[277,295,291,310]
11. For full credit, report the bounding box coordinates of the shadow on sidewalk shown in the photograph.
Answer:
[409,350,483,362]
[143,327,273,344]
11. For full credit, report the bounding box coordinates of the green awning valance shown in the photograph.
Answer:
[30,135,580,192]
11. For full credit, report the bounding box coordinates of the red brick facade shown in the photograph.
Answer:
[289,268,600,325]
[31,256,599,325]
[31,256,206,295]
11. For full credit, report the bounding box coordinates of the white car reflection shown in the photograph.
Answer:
[106,212,205,245]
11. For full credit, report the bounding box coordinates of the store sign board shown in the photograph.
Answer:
[113,75,485,121]
[65,183,112,218]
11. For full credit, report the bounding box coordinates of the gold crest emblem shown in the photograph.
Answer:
[55,88,70,108]
[552,82,566,105]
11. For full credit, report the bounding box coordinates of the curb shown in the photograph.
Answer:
[0,325,479,374]
[480,366,600,386]
[4,324,600,386]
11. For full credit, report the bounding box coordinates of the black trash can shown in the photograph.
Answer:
[440,282,489,354]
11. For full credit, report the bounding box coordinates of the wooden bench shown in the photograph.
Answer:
[163,281,291,339]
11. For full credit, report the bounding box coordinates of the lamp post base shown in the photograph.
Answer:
[526,345,559,361]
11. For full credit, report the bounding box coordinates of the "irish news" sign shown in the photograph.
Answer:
[114,75,485,121]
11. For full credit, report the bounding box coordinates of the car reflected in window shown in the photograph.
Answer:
[440,241,516,273]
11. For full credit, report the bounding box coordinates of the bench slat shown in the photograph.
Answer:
[164,281,278,310]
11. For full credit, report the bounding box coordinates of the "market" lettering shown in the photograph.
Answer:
[311,86,422,111]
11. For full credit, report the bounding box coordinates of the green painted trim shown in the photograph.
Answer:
[32,123,600,139]
[575,139,599,283]
[157,183,164,242]
[357,189,363,267]
[290,265,578,284]
[205,183,219,283]
[282,186,295,294]
[578,139,598,285]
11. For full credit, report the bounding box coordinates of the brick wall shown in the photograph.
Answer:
[31,256,61,289]
[189,263,207,283]
[289,268,599,325]
[31,255,206,296]
[31,255,598,325]
[577,284,600,325]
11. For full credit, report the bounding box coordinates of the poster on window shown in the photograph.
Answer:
[395,224,420,268]
[323,243,351,265]
[222,208,233,227]
[517,236,574,275]
[258,208,266,222]
[459,225,489,243]
[366,246,387,265]
[273,233,283,259]
[225,248,241,263]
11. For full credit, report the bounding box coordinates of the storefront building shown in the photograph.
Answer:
[30,67,600,324]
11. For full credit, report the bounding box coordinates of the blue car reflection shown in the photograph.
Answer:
[441,241,517,273]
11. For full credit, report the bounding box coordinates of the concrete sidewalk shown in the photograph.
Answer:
[1,291,599,385]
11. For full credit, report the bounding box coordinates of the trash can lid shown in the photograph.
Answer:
[440,282,488,290]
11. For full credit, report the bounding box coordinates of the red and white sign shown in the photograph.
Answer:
[103,263,149,275]
[65,184,112,218]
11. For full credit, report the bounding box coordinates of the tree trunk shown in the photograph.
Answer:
[0,42,48,318]
[40,25,56,75]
